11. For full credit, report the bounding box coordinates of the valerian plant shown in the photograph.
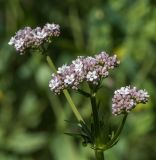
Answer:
[8,23,149,160]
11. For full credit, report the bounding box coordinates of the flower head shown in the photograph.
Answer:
[57,64,69,74]
[86,71,98,82]
[49,51,120,94]
[72,58,83,73]
[8,23,60,54]
[112,86,149,115]
[64,74,75,85]
[49,77,60,90]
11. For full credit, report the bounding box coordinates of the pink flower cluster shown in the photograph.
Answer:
[112,86,149,115]
[49,51,120,94]
[8,23,60,54]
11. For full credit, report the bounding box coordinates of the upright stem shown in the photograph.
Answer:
[95,150,104,160]
[46,55,84,122]
[90,92,100,140]
[90,91,105,160]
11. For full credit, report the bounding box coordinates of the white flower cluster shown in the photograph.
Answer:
[49,51,120,94]
[8,23,60,54]
[112,86,149,115]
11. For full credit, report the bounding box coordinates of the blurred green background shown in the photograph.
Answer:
[0,0,156,159]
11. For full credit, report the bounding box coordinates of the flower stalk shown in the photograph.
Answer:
[46,55,84,122]
[107,113,128,148]
[90,89,105,160]
[90,92,100,143]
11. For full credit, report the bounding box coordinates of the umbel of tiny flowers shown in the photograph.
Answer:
[49,51,120,94]
[112,86,149,115]
[105,86,150,153]
[8,23,60,54]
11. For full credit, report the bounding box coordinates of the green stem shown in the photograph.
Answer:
[90,91,105,160]
[63,90,84,122]
[46,55,84,122]
[46,55,57,72]
[95,150,104,160]
[90,92,100,140]
[107,113,128,147]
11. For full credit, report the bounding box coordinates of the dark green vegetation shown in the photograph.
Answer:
[0,0,156,159]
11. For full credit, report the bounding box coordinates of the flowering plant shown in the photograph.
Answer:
[8,23,149,160]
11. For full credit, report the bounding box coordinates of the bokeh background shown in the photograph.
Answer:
[0,0,156,159]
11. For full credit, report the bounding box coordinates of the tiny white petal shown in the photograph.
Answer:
[64,74,75,85]
[14,39,24,49]
[86,71,98,82]
[57,64,69,74]
[8,37,15,45]
[49,78,60,90]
